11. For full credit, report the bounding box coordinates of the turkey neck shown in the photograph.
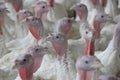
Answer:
[100,0,107,8]
[84,38,90,55]
[89,36,95,56]
[48,0,54,7]
[79,9,88,23]
[93,17,103,39]
[12,0,23,12]
[91,0,104,13]
[19,67,33,80]
[35,10,48,22]
[0,16,4,35]
[84,36,95,56]
[79,70,94,80]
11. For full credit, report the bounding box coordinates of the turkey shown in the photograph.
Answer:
[45,32,77,80]
[55,17,75,36]
[0,0,120,80]
[76,26,105,80]
[13,53,34,80]
[71,3,91,39]
[47,0,67,22]
[26,45,48,72]
[80,0,93,11]
[88,0,104,26]
[105,0,120,18]
[13,45,48,80]
[68,13,112,63]
[96,22,120,76]
[15,9,33,39]
[0,3,11,57]
[76,55,103,80]
[23,16,44,44]
[5,0,23,12]
[0,2,17,43]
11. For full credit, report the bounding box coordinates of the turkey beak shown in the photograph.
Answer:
[43,47,49,54]
[20,18,29,23]
[43,33,53,43]
[70,4,77,10]
[70,17,76,23]
[91,61,104,69]
[106,15,117,23]
[12,63,18,69]
[20,19,26,24]
[106,15,112,21]
[4,8,10,13]
[46,33,53,41]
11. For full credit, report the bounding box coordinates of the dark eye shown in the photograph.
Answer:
[23,59,26,62]
[56,36,59,38]
[0,10,2,13]
[35,48,39,52]
[24,11,27,14]
[86,31,88,34]
[42,6,46,9]
[79,5,82,7]
[101,15,104,18]
[85,61,89,64]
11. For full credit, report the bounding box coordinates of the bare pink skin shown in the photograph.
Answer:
[16,9,33,22]
[48,0,54,7]
[34,1,49,22]
[6,0,23,12]
[84,29,95,56]
[93,13,111,39]
[27,45,48,72]
[15,54,34,80]
[72,3,88,22]
[0,7,9,35]
[46,33,68,61]
[76,55,101,80]
[72,3,91,39]
[24,16,43,43]
[89,37,95,56]
[91,0,100,8]
[0,15,4,35]
[99,0,107,8]
[91,0,105,13]
[57,17,74,35]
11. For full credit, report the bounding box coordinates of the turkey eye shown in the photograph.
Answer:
[79,5,82,7]
[0,10,2,13]
[24,11,27,14]
[35,48,39,52]
[101,15,104,18]
[23,59,26,62]
[85,61,89,64]
[42,6,46,9]
[86,31,88,34]
[56,36,59,38]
